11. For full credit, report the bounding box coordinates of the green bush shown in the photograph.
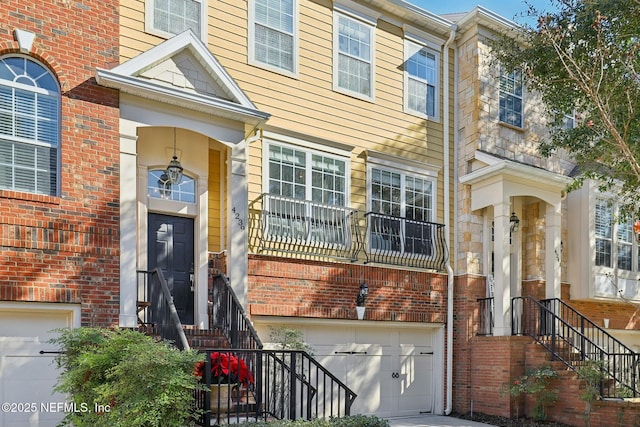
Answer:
[237,415,390,427]
[500,364,558,421]
[50,327,204,427]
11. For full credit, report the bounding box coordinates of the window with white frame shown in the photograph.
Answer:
[334,12,374,98]
[368,166,435,255]
[499,68,523,128]
[147,0,204,38]
[148,169,196,203]
[595,198,639,272]
[405,41,438,119]
[265,142,349,245]
[251,0,296,74]
[0,56,59,196]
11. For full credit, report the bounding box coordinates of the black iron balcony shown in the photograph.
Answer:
[249,193,363,261]
[364,212,448,271]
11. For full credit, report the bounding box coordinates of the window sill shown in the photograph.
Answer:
[498,121,525,132]
[0,190,60,205]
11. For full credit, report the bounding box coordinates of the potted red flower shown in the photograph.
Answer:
[195,352,255,414]
[195,352,254,386]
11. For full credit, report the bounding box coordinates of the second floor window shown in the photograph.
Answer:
[335,13,373,99]
[251,0,295,73]
[265,142,349,245]
[149,0,203,38]
[499,68,523,128]
[369,167,435,255]
[405,41,438,119]
[0,56,59,196]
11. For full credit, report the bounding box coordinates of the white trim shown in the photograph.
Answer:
[0,301,81,328]
[262,130,353,158]
[332,11,376,102]
[332,0,380,26]
[248,0,299,78]
[95,31,270,125]
[366,150,440,178]
[145,0,207,42]
[403,25,444,51]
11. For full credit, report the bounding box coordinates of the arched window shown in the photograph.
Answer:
[148,169,196,203]
[0,56,60,196]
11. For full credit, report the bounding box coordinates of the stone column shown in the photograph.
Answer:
[493,200,512,336]
[545,202,562,299]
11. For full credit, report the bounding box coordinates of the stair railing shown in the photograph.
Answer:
[195,349,357,426]
[137,268,190,350]
[210,273,263,350]
[512,296,639,398]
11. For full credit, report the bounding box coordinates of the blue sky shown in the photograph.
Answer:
[406,0,557,22]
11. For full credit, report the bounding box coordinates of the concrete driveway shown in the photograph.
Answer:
[387,415,498,427]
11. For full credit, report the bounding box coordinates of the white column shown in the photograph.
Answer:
[119,132,138,328]
[195,175,209,329]
[493,200,512,336]
[546,202,562,299]
[228,143,249,307]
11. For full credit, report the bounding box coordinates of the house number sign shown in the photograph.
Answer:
[231,207,245,230]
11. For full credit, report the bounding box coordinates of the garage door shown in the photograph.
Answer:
[254,319,443,418]
[0,303,80,427]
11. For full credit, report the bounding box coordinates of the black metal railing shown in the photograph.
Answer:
[210,273,263,350]
[477,297,495,336]
[195,349,357,426]
[249,194,363,262]
[512,296,639,398]
[137,268,190,350]
[364,212,448,271]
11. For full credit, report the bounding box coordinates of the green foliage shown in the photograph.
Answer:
[576,360,607,427]
[269,326,315,354]
[500,365,558,421]
[50,327,205,427]
[236,415,389,427]
[491,0,640,218]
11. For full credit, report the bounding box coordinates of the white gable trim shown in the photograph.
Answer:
[96,30,270,125]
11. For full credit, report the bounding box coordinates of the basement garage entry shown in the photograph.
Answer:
[253,318,444,418]
[0,302,80,427]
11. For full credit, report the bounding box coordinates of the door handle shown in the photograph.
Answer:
[392,372,399,378]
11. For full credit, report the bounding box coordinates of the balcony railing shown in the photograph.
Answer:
[249,194,363,262]
[477,297,494,336]
[248,194,449,271]
[364,212,449,271]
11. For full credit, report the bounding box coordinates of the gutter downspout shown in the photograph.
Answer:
[443,23,457,416]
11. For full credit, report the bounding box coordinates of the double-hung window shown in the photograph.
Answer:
[0,56,59,196]
[334,12,374,99]
[405,40,439,119]
[147,0,204,39]
[595,198,639,272]
[250,0,296,74]
[265,142,349,246]
[499,68,523,128]
[368,166,435,256]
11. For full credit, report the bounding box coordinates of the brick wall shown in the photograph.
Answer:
[247,255,447,323]
[0,0,120,326]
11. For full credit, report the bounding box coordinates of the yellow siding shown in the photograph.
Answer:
[208,149,222,252]
[120,0,454,226]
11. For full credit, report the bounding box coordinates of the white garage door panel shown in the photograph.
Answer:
[0,306,77,427]
[399,345,433,415]
[253,319,442,418]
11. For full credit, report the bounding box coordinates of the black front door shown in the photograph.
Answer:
[148,214,195,324]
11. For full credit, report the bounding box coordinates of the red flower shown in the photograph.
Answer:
[195,352,254,386]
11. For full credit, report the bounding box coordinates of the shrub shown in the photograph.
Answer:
[501,365,558,421]
[50,327,204,427]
